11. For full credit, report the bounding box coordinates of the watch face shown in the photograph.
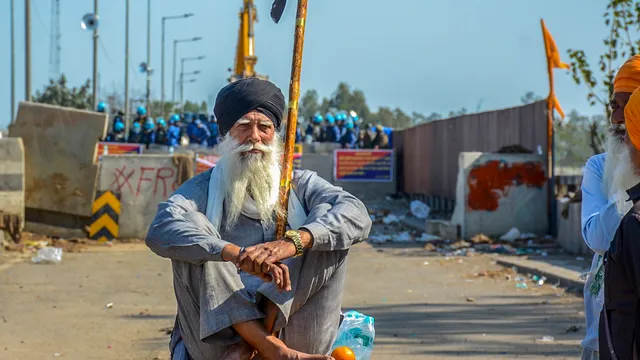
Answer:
[285,230,297,237]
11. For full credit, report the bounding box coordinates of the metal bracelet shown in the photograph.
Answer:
[237,247,245,274]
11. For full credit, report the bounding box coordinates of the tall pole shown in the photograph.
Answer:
[172,40,177,102]
[25,0,32,102]
[145,0,151,111]
[541,18,556,236]
[124,0,130,136]
[180,73,184,116]
[10,0,16,122]
[92,0,99,109]
[180,59,184,114]
[275,0,310,239]
[161,18,166,118]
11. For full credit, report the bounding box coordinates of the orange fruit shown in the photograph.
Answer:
[331,346,356,360]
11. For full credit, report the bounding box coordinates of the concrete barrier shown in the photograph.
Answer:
[98,155,179,239]
[9,102,108,217]
[451,152,548,238]
[557,201,592,256]
[0,138,25,233]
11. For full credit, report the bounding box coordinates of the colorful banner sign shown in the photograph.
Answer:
[95,142,143,163]
[293,143,303,170]
[195,154,220,174]
[333,149,394,182]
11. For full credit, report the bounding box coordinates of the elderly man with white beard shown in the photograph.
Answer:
[580,55,640,360]
[145,78,372,360]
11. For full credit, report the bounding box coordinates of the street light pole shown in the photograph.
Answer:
[25,0,31,102]
[92,0,99,109]
[161,13,193,118]
[145,0,151,112]
[178,55,205,105]
[171,37,202,102]
[10,0,16,122]
[124,0,130,135]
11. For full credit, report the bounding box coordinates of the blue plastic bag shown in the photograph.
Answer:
[331,310,375,360]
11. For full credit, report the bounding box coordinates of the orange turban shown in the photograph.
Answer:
[614,55,640,93]
[624,87,640,150]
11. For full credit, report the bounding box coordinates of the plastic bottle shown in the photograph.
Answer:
[331,311,375,360]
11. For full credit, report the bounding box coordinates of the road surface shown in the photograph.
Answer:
[0,238,584,360]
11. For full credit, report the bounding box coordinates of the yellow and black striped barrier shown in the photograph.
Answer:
[89,190,120,243]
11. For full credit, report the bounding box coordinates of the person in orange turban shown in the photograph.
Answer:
[624,87,640,152]
[579,54,640,360]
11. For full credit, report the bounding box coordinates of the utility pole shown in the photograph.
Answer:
[25,0,32,102]
[161,13,194,118]
[10,0,16,122]
[145,0,151,111]
[172,40,177,103]
[172,37,202,102]
[124,0,130,135]
[92,0,99,109]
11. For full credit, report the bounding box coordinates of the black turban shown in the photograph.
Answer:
[213,78,286,136]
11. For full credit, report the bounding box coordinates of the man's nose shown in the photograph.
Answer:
[248,124,261,142]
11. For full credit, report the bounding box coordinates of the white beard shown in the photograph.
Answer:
[603,127,640,215]
[216,133,284,231]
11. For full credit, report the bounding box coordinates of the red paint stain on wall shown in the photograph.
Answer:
[467,160,546,211]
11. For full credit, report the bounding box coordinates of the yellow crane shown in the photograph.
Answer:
[228,0,267,82]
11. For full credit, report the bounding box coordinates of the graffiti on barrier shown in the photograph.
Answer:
[109,165,178,198]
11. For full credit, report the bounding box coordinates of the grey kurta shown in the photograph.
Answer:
[145,168,372,360]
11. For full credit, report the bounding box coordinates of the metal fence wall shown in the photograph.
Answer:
[394,100,548,200]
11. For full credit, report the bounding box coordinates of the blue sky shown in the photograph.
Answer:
[0,0,612,127]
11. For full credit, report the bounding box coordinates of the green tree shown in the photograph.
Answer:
[448,107,468,118]
[33,74,92,110]
[299,89,320,122]
[393,108,413,129]
[521,91,544,105]
[183,101,203,113]
[567,0,640,153]
[148,100,179,118]
[555,110,607,167]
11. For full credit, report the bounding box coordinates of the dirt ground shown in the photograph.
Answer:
[0,237,585,360]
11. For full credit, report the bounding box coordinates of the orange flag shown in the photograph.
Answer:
[541,19,570,70]
[541,19,569,119]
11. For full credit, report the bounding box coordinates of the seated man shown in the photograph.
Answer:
[599,86,640,359]
[145,78,372,360]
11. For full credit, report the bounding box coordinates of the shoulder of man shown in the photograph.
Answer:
[584,152,606,174]
[172,168,212,200]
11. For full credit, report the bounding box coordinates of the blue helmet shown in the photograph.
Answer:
[326,114,335,124]
[144,118,155,130]
[137,106,147,116]
[194,119,202,125]
[97,102,106,112]
[132,122,141,130]
[313,114,323,123]
[157,117,166,127]
[114,122,125,132]
[345,120,354,129]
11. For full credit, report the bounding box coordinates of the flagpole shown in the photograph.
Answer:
[541,18,556,236]
[275,0,309,239]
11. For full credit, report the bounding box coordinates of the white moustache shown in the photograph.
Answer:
[233,142,274,155]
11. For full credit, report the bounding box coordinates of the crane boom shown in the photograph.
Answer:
[229,0,267,82]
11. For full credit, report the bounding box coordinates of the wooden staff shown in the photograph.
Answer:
[247,2,310,358]
[275,0,309,239]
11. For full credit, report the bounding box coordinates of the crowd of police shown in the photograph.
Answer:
[98,103,392,150]
[297,111,392,149]
[99,103,220,149]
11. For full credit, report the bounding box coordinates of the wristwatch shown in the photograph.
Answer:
[284,230,304,258]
